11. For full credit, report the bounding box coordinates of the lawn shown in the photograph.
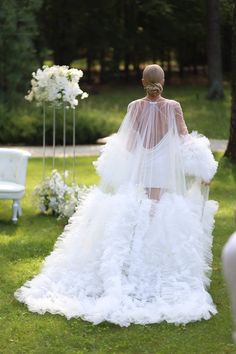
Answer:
[0,84,231,146]
[0,154,236,354]
[80,83,231,140]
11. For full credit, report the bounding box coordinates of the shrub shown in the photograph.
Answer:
[0,101,120,146]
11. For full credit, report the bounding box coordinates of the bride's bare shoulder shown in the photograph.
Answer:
[165,98,181,107]
[127,98,143,110]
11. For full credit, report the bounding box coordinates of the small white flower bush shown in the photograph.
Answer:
[33,170,92,219]
[25,65,88,108]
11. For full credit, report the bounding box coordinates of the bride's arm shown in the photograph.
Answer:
[174,102,188,136]
[175,101,217,184]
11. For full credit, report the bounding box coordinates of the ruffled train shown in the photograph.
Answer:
[15,185,218,326]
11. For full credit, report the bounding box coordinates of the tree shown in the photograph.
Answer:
[172,0,206,77]
[0,0,234,104]
[79,0,118,83]
[38,0,80,66]
[221,0,234,73]
[0,0,42,101]
[207,0,224,99]
[224,1,236,162]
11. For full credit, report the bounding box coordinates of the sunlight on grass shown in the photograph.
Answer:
[78,84,231,140]
[3,85,230,147]
[0,155,236,353]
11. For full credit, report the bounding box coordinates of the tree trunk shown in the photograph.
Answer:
[178,46,184,78]
[86,50,92,84]
[134,59,141,81]
[99,49,105,84]
[124,52,130,82]
[224,1,236,162]
[112,49,120,78]
[167,49,172,77]
[207,0,224,99]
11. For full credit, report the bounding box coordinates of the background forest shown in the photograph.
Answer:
[0,0,233,145]
[1,2,236,353]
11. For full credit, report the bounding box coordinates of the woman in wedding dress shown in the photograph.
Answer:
[15,64,219,326]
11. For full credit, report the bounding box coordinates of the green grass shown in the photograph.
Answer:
[78,83,231,140]
[0,84,231,146]
[0,155,236,354]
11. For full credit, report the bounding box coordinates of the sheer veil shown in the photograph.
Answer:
[95,97,189,200]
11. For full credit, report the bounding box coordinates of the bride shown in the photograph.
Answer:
[15,64,219,326]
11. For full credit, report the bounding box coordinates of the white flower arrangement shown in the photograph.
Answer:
[25,65,88,108]
[33,170,92,219]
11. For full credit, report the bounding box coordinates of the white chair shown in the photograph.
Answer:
[0,148,31,222]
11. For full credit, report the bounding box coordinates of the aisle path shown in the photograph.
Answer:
[2,138,228,157]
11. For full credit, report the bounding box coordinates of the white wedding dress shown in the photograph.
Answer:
[15,97,219,326]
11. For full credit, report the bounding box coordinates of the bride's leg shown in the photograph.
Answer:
[145,188,161,217]
[145,188,161,201]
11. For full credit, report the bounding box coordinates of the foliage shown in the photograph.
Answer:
[207,0,224,99]
[224,1,236,162]
[35,0,233,82]
[0,0,43,101]
[0,155,236,353]
[0,85,231,146]
[220,0,234,72]
[0,0,233,103]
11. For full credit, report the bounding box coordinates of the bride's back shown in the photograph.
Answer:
[123,96,188,149]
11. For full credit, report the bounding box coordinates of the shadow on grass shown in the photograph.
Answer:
[0,221,20,236]
[0,237,54,261]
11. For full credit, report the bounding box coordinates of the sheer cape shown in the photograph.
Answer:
[95,97,217,202]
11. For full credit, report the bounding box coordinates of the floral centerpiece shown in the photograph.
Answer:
[26,65,90,218]
[33,170,92,219]
[25,65,88,108]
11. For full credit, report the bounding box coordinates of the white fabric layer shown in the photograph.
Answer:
[180,131,218,182]
[15,97,219,326]
[15,186,218,326]
[95,98,188,195]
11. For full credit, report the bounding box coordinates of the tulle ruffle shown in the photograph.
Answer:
[180,132,218,182]
[15,186,218,326]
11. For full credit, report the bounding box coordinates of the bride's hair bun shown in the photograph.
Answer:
[143,64,164,97]
[145,82,163,97]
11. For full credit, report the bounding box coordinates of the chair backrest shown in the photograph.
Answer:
[0,148,31,185]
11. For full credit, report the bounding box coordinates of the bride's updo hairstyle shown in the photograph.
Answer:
[142,64,165,97]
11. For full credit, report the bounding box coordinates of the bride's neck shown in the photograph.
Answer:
[145,94,162,101]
